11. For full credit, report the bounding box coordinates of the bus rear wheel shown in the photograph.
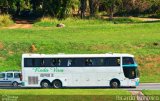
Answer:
[41,81,51,88]
[52,80,62,88]
[110,80,120,88]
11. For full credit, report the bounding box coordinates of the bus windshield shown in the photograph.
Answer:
[123,57,134,65]
[123,68,139,79]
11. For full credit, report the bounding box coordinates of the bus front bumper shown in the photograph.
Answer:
[135,78,140,86]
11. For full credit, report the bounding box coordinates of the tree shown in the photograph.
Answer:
[30,0,42,13]
[102,0,122,20]
[89,0,99,17]
[0,0,9,14]
[80,0,87,19]
[41,0,75,19]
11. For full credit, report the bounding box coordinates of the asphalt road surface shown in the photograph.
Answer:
[0,83,160,90]
[128,83,160,90]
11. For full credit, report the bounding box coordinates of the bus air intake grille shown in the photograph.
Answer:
[28,76,38,85]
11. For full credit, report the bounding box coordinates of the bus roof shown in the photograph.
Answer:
[22,53,134,58]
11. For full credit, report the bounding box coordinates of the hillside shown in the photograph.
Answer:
[0,18,160,82]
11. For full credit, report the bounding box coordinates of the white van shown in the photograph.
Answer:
[0,71,22,87]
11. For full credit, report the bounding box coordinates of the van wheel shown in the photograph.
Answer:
[110,80,120,88]
[41,81,51,88]
[52,80,62,88]
[12,82,18,87]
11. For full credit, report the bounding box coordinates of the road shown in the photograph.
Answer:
[0,83,160,90]
[127,83,160,90]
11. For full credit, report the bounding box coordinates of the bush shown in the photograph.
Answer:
[0,15,13,27]
[34,17,58,27]
[150,11,160,18]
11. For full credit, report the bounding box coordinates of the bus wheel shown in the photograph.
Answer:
[41,80,51,88]
[12,82,18,87]
[52,80,62,88]
[110,79,120,88]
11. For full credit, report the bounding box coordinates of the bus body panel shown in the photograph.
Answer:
[21,53,139,88]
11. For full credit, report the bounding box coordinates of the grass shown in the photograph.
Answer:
[142,90,160,95]
[113,17,142,24]
[0,17,160,82]
[0,89,131,95]
[0,14,13,27]
[0,89,131,101]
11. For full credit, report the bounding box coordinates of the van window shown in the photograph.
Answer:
[7,73,13,78]
[0,73,5,78]
[14,73,20,78]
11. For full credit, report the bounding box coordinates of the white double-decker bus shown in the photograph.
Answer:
[21,53,139,88]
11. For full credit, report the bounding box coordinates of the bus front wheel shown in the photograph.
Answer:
[110,79,120,88]
[52,80,62,88]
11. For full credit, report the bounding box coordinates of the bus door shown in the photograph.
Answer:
[124,68,136,85]
[122,57,138,86]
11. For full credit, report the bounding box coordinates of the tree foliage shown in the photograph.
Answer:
[1,0,160,19]
[102,0,122,20]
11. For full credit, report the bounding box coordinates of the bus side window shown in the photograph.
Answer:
[72,58,85,67]
[67,59,72,67]
[117,59,120,65]
[34,58,42,67]
[41,59,45,67]
[53,58,68,67]
[105,57,120,66]
[43,58,52,67]
[24,58,34,67]
[92,58,104,66]
[85,58,93,66]
[57,59,61,66]
[51,59,56,67]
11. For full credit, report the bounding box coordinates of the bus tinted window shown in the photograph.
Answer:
[84,58,104,66]
[57,58,68,67]
[104,57,120,66]
[24,57,121,67]
[34,58,42,67]
[24,58,34,67]
[43,58,52,67]
[123,57,134,65]
[70,58,85,67]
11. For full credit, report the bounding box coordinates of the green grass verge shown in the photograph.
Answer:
[142,90,160,95]
[0,18,160,82]
[0,89,131,95]
[0,89,131,101]
[113,17,142,24]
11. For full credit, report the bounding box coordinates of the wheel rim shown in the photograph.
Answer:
[112,82,118,88]
[54,81,61,88]
[43,82,49,88]
[13,82,18,87]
